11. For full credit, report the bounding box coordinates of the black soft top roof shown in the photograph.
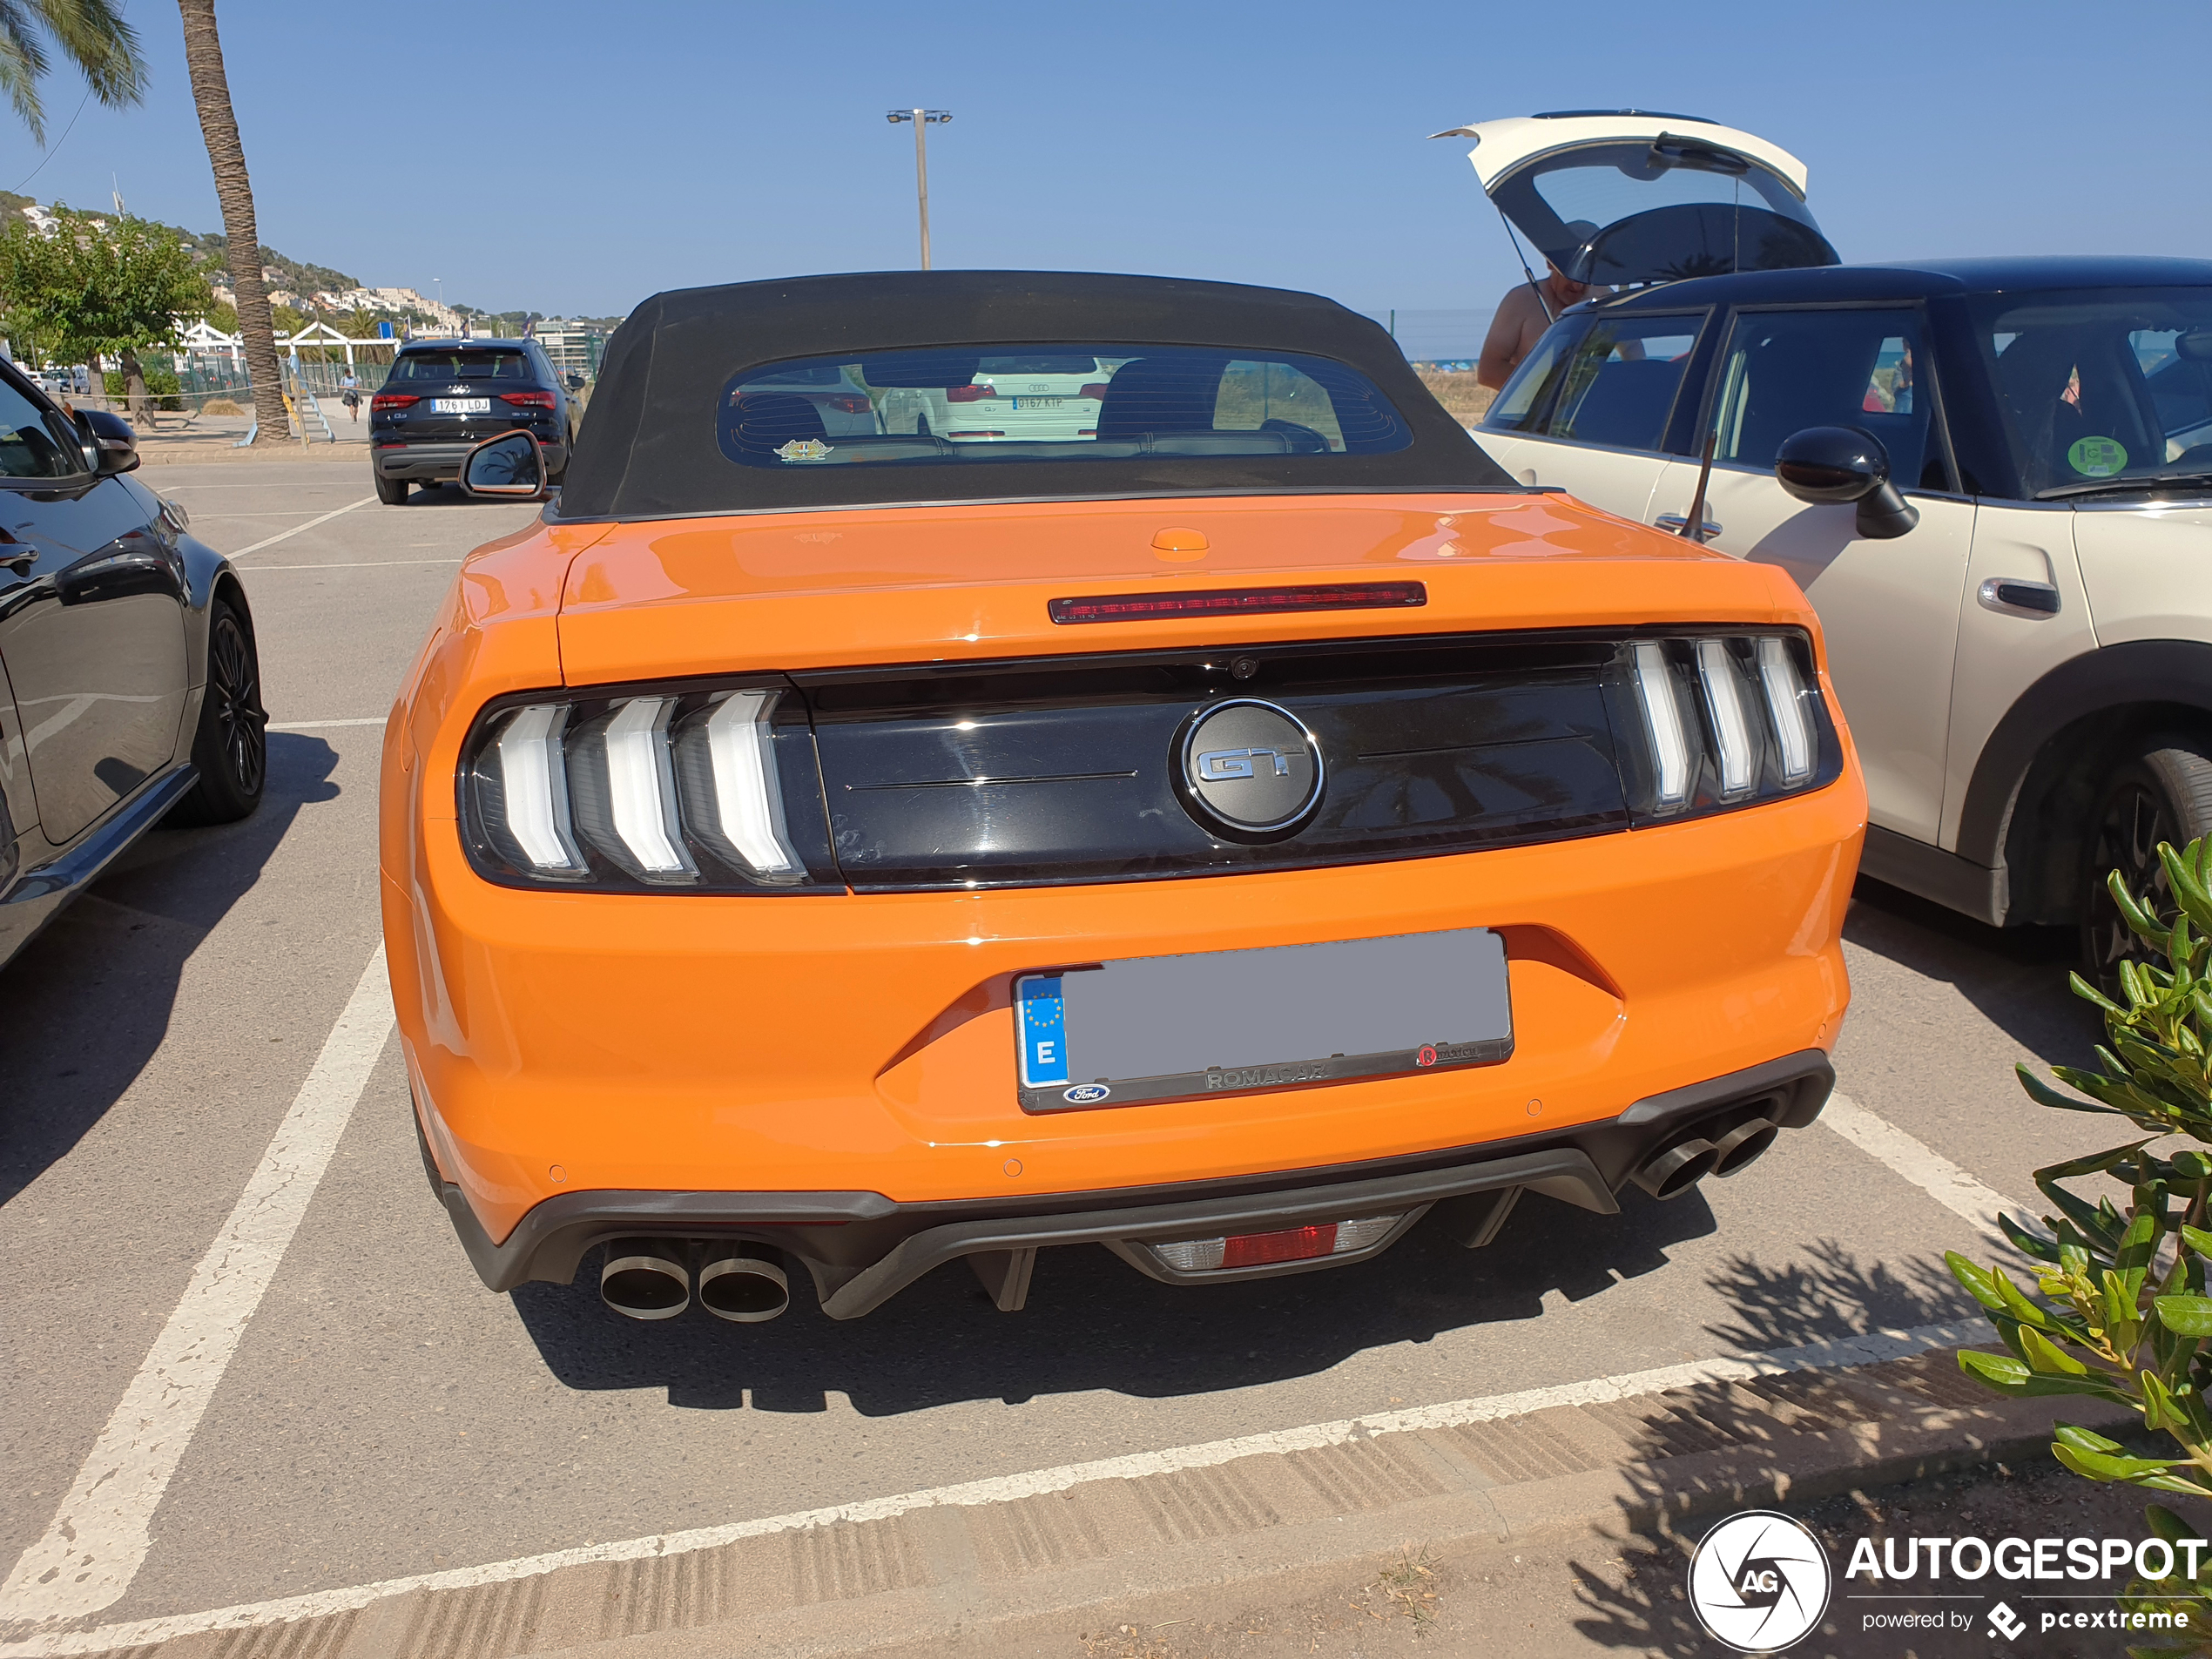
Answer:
[557,270,1514,520]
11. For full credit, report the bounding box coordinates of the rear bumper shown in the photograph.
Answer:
[423,1049,1832,1313]
[374,438,567,480]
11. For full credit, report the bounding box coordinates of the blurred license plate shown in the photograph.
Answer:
[1013,927,1512,1113]
[1011,397,1063,409]
[431,398,490,414]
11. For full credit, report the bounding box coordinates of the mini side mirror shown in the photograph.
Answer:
[1774,425,1919,540]
[77,408,139,475]
[460,431,545,498]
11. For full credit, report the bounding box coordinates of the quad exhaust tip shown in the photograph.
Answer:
[1629,1109,1784,1200]
[601,1238,690,1319]
[698,1244,790,1323]
[600,1238,792,1323]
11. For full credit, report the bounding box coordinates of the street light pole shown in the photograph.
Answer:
[885,109,951,270]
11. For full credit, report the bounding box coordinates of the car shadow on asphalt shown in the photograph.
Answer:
[507,1183,1731,1413]
[0,733,339,1209]
[1843,875,2099,1061]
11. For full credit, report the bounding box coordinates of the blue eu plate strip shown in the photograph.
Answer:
[1015,974,1069,1087]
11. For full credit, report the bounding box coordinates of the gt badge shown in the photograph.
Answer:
[774,438,834,462]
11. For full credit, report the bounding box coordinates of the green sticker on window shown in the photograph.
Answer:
[2068,435,2128,477]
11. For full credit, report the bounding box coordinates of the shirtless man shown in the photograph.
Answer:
[1475,258,1604,390]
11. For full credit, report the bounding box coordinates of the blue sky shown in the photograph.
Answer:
[3,0,2205,328]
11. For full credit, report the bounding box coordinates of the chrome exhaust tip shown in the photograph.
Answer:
[1710,1116,1781,1177]
[601,1238,690,1320]
[698,1244,790,1324]
[1629,1136,1719,1200]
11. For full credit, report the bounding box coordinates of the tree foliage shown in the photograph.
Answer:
[1949,838,2212,1649]
[0,0,145,144]
[0,204,209,368]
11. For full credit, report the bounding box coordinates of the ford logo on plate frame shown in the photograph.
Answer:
[1062,1082,1112,1104]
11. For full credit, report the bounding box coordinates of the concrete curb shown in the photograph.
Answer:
[11,1344,2131,1659]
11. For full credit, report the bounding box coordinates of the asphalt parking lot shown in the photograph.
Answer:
[0,458,2114,1642]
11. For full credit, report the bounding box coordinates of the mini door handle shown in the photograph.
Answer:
[1656,514,1723,537]
[1978,577,2060,617]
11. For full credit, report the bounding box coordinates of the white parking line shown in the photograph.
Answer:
[0,1316,1983,1655]
[0,947,395,1625]
[228,496,377,557]
[239,558,462,571]
[1821,1089,2023,1241]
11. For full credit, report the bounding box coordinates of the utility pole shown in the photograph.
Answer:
[885,109,951,269]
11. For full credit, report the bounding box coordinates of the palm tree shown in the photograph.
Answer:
[176,0,286,444]
[0,0,146,145]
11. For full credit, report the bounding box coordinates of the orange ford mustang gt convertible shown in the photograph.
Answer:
[381,271,1866,1325]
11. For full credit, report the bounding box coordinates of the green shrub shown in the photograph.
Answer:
[104,364,184,411]
[1947,837,2212,1646]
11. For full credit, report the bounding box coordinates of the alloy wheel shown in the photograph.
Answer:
[208,612,267,799]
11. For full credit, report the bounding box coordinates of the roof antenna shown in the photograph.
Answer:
[1492,201,1555,324]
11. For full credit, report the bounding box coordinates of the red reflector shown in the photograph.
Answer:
[1222,1224,1337,1268]
[948,430,1004,438]
[1049,582,1426,625]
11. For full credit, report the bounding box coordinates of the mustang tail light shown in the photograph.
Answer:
[945,383,996,402]
[462,687,823,890]
[500,389,557,409]
[1620,633,1829,819]
[371,393,419,412]
[1151,1216,1403,1272]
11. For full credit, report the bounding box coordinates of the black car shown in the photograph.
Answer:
[369,339,578,503]
[0,361,266,969]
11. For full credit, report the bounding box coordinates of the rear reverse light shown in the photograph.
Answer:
[1621,634,1828,819]
[1695,638,1757,799]
[946,383,996,402]
[1077,382,1110,400]
[371,393,418,412]
[1049,582,1426,625]
[1152,1215,1401,1272]
[500,389,556,409]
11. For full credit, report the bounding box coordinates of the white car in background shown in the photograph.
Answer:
[738,361,881,437]
[1446,111,2212,980]
[879,352,1110,442]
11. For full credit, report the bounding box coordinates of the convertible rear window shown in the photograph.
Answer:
[716,345,1413,472]
[388,349,534,381]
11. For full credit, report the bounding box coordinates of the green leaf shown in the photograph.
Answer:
[1997,1270,2059,1332]
[1946,1251,2008,1313]
[2072,971,2128,1015]
[2110,869,2168,941]
[2000,1212,2061,1261]
[2146,1502,2196,1548]
[2181,1225,2212,1259]
[2121,1210,2162,1274]
[1960,1349,2033,1393]
[2173,1152,2212,1182]
[2022,1323,2090,1375]
[2018,1064,2114,1116]
[2156,1295,2212,1337]
[2055,1443,2182,1482]
[2161,842,2212,935]
[2055,1422,2128,1454]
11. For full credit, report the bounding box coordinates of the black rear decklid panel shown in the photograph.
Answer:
[798,633,1628,891]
